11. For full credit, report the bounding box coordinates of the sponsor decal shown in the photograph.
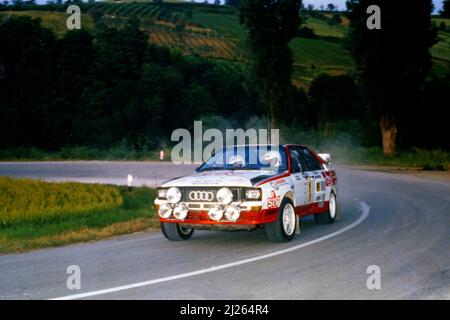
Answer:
[270,179,287,190]
[315,194,325,207]
[199,171,235,176]
[312,171,320,178]
[267,190,281,208]
[316,181,326,192]
[322,171,337,187]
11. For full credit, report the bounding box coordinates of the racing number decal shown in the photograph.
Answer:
[267,190,281,208]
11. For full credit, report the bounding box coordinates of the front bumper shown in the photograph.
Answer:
[154,199,278,227]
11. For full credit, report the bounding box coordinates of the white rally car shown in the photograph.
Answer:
[154,144,338,242]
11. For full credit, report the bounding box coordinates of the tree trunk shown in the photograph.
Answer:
[267,105,277,144]
[380,114,397,156]
[270,107,277,130]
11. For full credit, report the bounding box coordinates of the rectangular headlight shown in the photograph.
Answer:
[158,188,168,199]
[245,188,262,200]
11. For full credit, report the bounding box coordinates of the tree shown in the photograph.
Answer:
[52,30,95,147]
[306,4,314,11]
[239,0,301,131]
[440,0,450,18]
[11,0,24,9]
[309,74,366,139]
[346,0,437,156]
[297,26,317,39]
[327,3,335,11]
[0,16,57,149]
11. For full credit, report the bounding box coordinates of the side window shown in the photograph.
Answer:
[289,148,302,173]
[299,148,322,171]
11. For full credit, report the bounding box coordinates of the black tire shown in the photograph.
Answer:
[264,198,297,242]
[161,222,194,241]
[314,192,337,224]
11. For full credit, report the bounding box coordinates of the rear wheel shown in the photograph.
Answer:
[264,198,297,242]
[161,222,194,241]
[314,192,337,224]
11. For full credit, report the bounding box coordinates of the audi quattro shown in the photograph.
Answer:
[154,144,338,242]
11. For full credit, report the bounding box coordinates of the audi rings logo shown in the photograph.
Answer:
[188,191,215,202]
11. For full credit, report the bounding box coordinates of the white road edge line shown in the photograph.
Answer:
[50,202,370,300]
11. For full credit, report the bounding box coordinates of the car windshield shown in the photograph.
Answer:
[197,145,288,172]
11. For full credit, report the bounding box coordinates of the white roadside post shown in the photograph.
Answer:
[127,174,133,192]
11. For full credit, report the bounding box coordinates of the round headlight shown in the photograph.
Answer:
[167,187,182,204]
[225,205,241,222]
[216,188,233,205]
[173,203,189,220]
[208,205,224,221]
[158,203,173,219]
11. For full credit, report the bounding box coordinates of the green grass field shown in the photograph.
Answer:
[324,147,450,170]
[0,178,157,253]
[431,31,450,62]
[304,17,347,38]
[290,37,355,86]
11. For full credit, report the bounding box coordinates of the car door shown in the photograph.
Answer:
[298,147,326,206]
[288,147,307,207]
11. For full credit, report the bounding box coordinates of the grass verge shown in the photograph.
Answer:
[0,178,158,254]
[322,146,450,171]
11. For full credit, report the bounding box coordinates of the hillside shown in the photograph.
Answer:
[1,2,449,86]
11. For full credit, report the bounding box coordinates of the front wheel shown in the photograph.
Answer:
[161,222,194,241]
[314,192,337,224]
[264,198,297,242]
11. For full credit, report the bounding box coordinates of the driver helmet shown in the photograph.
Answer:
[261,151,281,168]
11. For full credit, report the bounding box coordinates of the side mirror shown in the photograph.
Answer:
[318,153,331,164]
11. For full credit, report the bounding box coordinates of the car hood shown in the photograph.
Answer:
[161,170,284,188]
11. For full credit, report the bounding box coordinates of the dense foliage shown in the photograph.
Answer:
[239,0,301,128]
[442,0,450,18]
[0,2,449,155]
[0,15,262,150]
[346,0,438,155]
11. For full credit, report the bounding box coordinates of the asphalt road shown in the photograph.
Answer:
[0,161,197,187]
[0,162,449,300]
